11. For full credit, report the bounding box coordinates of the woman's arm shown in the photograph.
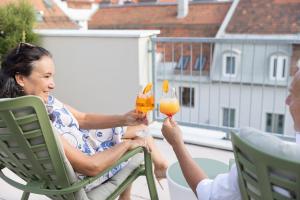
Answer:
[162,119,207,194]
[65,104,147,129]
[60,136,145,177]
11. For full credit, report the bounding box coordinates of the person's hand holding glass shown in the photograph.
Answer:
[159,80,180,119]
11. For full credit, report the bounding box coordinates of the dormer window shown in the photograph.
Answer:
[194,56,206,71]
[222,50,240,77]
[269,54,288,81]
[175,56,190,70]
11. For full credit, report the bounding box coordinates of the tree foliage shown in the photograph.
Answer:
[0,0,39,59]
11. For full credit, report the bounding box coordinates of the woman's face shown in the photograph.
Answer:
[16,56,55,103]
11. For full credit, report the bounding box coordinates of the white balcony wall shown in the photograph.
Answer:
[36,30,159,114]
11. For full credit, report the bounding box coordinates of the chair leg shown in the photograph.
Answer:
[21,191,30,200]
[144,149,159,200]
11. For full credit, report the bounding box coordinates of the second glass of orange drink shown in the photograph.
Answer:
[159,80,180,118]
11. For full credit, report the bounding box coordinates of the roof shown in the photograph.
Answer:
[226,0,300,34]
[96,0,176,4]
[65,0,94,9]
[89,2,231,37]
[0,0,78,29]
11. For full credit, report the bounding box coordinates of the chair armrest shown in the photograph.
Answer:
[80,147,145,185]
[0,147,145,195]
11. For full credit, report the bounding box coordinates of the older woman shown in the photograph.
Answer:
[0,43,168,199]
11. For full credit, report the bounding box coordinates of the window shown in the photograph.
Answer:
[179,87,194,107]
[222,108,235,128]
[269,55,288,81]
[222,51,239,77]
[265,113,284,134]
[176,56,190,70]
[226,56,235,74]
[194,56,206,71]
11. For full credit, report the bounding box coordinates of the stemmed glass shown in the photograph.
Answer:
[135,83,154,138]
[159,82,180,118]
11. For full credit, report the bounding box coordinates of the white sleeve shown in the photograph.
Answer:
[196,164,241,200]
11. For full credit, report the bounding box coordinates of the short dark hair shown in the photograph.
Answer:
[0,43,52,98]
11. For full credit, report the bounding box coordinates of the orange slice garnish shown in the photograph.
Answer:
[143,83,152,94]
[162,80,169,93]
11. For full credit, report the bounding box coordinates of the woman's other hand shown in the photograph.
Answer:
[123,110,148,126]
[161,118,183,147]
[123,124,147,139]
[128,137,148,150]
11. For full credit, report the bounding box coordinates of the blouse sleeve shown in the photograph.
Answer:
[196,164,241,200]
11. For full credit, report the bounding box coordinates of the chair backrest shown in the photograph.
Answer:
[0,96,81,200]
[231,128,300,200]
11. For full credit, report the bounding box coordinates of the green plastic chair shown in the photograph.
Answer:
[231,128,300,200]
[0,96,158,200]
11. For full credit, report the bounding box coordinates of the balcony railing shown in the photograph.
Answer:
[151,37,300,140]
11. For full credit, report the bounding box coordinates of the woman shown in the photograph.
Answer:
[0,43,168,199]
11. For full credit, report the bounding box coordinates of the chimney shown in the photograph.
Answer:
[177,0,188,18]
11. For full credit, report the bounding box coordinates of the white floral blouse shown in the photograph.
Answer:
[47,95,127,191]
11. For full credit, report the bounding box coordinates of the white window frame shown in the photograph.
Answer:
[222,50,240,78]
[269,54,288,81]
[264,112,285,134]
[179,86,195,108]
[220,107,237,128]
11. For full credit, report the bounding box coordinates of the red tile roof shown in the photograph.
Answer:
[226,0,300,34]
[274,0,300,4]
[66,0,94,9]
[95,0,176,4]
[0,0,78,29]
[89,2,231,37]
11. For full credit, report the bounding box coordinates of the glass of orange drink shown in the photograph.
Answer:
[135,83,154,137]
[159,80,180,118]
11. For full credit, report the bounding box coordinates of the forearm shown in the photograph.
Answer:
[65,140,131,177]
[78,113,125,129]
[88,141,131,176]
[172,143,208,193]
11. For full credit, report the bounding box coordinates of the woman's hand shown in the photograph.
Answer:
[161,118,184,147]
[128,137,148,150]
[123,125,147,139]
[123,110,148,126]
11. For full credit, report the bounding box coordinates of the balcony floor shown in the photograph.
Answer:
[0,139,234,200]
